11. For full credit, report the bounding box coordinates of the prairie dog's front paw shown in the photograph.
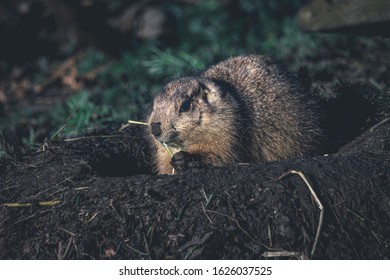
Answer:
[171,151,203,172]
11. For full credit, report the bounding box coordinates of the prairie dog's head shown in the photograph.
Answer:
[148,77,235,150]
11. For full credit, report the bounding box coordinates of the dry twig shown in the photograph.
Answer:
[276,170,324,258]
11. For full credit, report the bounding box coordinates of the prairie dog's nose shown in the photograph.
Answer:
[151,122,162,137]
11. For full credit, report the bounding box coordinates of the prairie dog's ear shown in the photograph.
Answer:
[198,80,221,103]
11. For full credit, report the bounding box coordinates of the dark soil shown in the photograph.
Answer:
[1,120,389,260]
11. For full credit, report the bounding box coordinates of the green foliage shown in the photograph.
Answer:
[141,48,206,78]
[78,49,108,75]
[49,91,103,138]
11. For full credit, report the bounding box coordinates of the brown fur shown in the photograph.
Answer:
[147,55,322,174]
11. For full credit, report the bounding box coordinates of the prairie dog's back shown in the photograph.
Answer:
[202,55,321,161]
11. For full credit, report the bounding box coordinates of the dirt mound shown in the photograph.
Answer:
[1,122,389,259]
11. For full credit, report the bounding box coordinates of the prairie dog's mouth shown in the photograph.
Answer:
[156,130,183,149]
[162,141,183,150]
[162,142,183,157]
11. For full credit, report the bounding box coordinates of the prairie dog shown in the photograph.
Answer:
[147,55,321,174]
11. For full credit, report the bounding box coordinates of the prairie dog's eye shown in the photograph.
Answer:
[179,100,191,113]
